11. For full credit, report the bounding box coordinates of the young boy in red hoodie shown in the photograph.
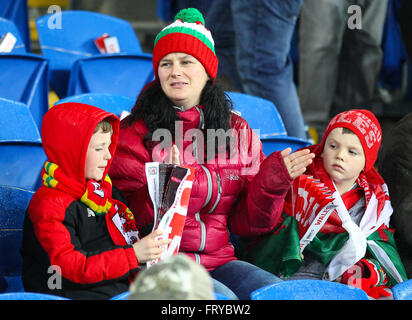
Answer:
[22,102,170,299]
[240,109,407,299]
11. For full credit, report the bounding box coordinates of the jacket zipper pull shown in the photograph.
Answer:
[209,172,222,213]
[195,106,205,130]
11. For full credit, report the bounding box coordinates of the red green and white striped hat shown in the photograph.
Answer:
[152,8,218,80]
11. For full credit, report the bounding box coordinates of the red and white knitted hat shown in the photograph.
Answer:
[320,109,382,172]
[152,8,218,81]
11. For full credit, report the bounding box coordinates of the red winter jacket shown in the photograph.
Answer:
[109,106,292,271]
[22,103,139,299]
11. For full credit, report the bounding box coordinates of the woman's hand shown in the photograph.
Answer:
[166,144,180,165]
[132,229,172,263]
[281,148,315,180]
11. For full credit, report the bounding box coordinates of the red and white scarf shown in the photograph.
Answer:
[285,145,397,281]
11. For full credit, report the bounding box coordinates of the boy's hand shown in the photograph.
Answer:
[340,258,392,299]
[281,148,315,179]
[132,229,172,263]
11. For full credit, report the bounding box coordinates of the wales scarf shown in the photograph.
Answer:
[42,161,140,246]
[240,152,407,286]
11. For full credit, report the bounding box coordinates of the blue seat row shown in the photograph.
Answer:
[0,10,154,195]
[101,278,412,300]
[249,278,412,300]
[0,292,68,300]
[0,10,153,134]
[35,10,150,98]
[0,290,226,300]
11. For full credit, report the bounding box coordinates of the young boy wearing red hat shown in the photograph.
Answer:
[240,109,407,299]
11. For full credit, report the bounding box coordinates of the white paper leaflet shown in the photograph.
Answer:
[145,162,195,267]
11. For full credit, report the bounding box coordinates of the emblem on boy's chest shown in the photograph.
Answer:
[87,208,96,218]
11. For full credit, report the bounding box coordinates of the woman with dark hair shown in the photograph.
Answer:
[109,8,314,300]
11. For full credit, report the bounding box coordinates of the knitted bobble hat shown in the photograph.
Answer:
[152,8,218,81]
[320,109,382,172]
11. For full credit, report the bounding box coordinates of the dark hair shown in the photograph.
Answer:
[341,127,356,135]
[126,80,234,157]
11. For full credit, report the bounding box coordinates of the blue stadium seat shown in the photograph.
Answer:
[0,98,46,190]
[67,54,154,99]
[227,91,287,137]
[112,291,230,300]
[0,292,69,300]
[110,291,130,300]
[226,91,311,154]
[0,142,46,191]
[36,10,144,98]
[0,185,34,293]
[261,136,311,154]
[0,54,49,131]
[0,17,26,53]
[250,279,369,300]
[0,97,41,142]
[0,0,30,51]
[214,292,230,300]
[392,279,412,300]
[55,93,135,118]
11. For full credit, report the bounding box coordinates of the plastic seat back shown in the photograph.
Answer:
[0,17,26,53]
[110,291,130,300]
[0,0,30,51]
[226,91,287,137]
[226,91,311,155]
[0,54,49,131]
[0,185,34,293]
[0,143,46,190]
[0,98,41,143]
[214,292,230,300]
[55,93,135,117]
[36,10,143,97]
[0,98,46,190]
[250,280,369,300]
[261,136,311,155]
[393,279,412,300]
[0,292,69,300]
[67,54,154,99]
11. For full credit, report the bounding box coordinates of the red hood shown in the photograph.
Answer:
[41,102,120,184]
